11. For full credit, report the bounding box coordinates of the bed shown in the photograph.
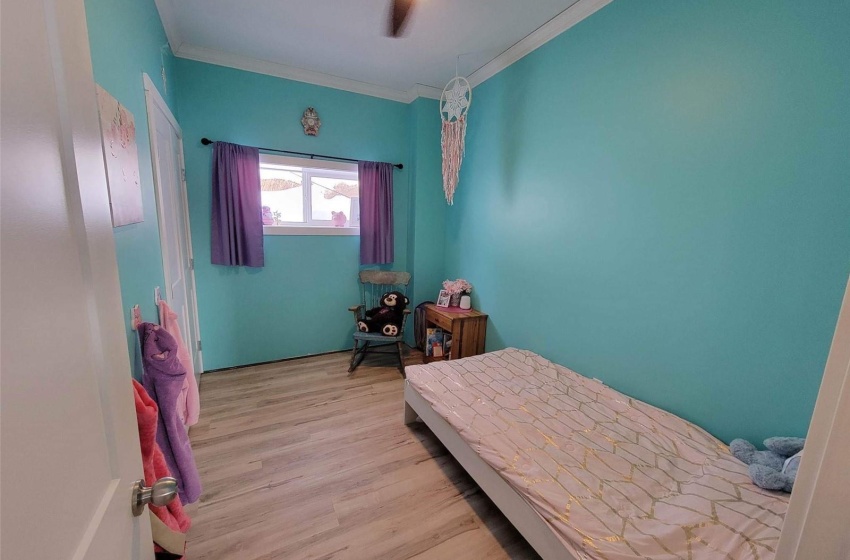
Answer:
[404,348,788,560]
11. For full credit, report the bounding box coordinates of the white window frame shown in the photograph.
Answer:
[260,154,360,236]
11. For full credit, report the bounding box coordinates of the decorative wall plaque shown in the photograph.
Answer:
[301,107,321,136]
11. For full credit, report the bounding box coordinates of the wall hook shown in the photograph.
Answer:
[131,305,143,331]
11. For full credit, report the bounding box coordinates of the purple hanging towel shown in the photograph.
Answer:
[140,322,202,504]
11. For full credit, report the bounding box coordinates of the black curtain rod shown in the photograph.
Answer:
[200,138,403,170]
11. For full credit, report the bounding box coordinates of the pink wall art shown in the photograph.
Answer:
[96,84,143,226]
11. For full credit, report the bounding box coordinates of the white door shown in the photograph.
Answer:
[144,76,203,378]
[1,0,152,558]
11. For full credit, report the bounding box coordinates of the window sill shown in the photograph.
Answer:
[263,225,360,236]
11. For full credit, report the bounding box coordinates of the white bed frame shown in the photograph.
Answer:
[404,382,582,560]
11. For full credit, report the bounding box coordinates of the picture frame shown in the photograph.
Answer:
[426,328,444,357]
[436,289,451,308]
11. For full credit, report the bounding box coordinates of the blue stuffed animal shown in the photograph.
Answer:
[729,437,804,493]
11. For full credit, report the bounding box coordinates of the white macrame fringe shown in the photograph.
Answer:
[441,114,467,205]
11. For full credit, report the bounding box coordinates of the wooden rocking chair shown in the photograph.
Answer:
[348,270,412,375]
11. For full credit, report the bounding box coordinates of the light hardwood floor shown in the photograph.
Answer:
[186,349,540,560]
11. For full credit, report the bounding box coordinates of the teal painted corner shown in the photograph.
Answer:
[405,97,448,347]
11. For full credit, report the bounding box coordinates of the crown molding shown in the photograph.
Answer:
[406,84,443,103]
[468,0,612,88]
[176,44,419,103]
[153,0,184,52]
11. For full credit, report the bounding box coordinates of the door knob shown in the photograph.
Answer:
[131,477,178,516]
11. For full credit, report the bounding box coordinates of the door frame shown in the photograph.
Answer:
[142,73,204,374]
[775,274,850,559]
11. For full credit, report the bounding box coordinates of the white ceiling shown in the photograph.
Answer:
[154,0,608,102]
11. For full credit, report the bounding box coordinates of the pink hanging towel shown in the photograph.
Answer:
[158,300,200,427]
[132,380,191,557]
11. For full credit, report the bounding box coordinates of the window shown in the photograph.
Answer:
[260,154,359,235]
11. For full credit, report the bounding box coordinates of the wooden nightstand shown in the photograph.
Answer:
[422,303,487,363]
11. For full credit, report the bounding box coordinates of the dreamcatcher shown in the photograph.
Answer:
[440,75,471,205]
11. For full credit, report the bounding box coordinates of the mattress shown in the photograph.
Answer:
[405,348,788,560]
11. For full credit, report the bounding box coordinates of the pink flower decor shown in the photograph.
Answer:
[442,278,473,295]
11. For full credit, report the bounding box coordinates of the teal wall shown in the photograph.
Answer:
[445,0,850,443]
[85,0,177,377]
[407,98,447,317]
[175,59,415,370]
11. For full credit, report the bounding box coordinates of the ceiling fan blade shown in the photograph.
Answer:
[388,0,414,37]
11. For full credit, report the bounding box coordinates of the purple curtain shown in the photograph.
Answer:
[210,142,264,267]
[359,161,394,265]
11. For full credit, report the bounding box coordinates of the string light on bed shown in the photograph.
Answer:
[440,70,471,205]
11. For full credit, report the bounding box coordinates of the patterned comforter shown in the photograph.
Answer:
[405,348,788,560]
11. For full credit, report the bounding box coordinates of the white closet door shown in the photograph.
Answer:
[145,75,203,379]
